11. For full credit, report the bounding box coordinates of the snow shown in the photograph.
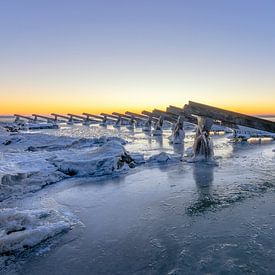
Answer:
[0,130,142,202]
[52,141,144,177]
[0,208,71,254]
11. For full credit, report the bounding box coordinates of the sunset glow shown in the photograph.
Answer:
[1,0,275,116]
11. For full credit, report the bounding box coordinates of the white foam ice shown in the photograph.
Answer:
[0,208,71,255]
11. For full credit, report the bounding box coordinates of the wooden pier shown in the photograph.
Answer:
[13,101,275,138]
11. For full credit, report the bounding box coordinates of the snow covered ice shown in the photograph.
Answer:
[0,208,71,255]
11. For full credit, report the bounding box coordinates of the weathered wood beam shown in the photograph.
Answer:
[166,106,198,124]
[186,101,275,133]
[14,114,34,122]
[152,109,178,123]
[112,112,133,121]
[51,113,70,120]
[100,113,121,120]
[32,114,55,122]
[67,114,86,121]
[82,113,105,121]
[141,111,159,122]
[125,112,148,120]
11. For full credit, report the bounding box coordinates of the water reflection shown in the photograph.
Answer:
[173,143,184,157]
[186,163,215,215]
[193,163,214,195]
[153,135,163,147]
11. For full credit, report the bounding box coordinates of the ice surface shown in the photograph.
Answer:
[0,208,71,254]
[0,118,275,274]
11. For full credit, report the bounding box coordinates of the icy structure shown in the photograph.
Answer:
[142,118,152,132]
[191,117,214,161]
[152,116,163,136]
[168,116,185,144]
[113,117,121,128]
[0,208,71,254]
[100,116,108,126]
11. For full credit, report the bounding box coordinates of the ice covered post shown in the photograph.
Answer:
[153,116,163,136]
[169,116,185,144]
[192,116,214,161]
[114,116,121,127]
[142,117,152,131]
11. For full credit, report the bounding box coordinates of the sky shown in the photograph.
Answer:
[0,0,275,115]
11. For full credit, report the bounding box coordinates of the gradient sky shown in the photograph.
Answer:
[0,0,275,115]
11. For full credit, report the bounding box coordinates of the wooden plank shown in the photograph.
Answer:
[83,113,105,121]
[187,101,275,133]
[100,113,120,120]
[125,112,148,120]
[152,109,178,123]
[32,114,55,121]
[112,112,133,121]
[166,106,198,124]
[67,114,86,120]
[141,111,159,122]
[14,114,34,122]
[51,113,70,120]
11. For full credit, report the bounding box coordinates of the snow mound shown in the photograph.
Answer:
[0,208,71,255]
[52,141,144,177]
[147,152,182,163]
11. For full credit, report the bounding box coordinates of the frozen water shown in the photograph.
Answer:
[0,118,275,274]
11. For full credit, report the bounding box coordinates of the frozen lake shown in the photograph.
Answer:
[1,120,275,274]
